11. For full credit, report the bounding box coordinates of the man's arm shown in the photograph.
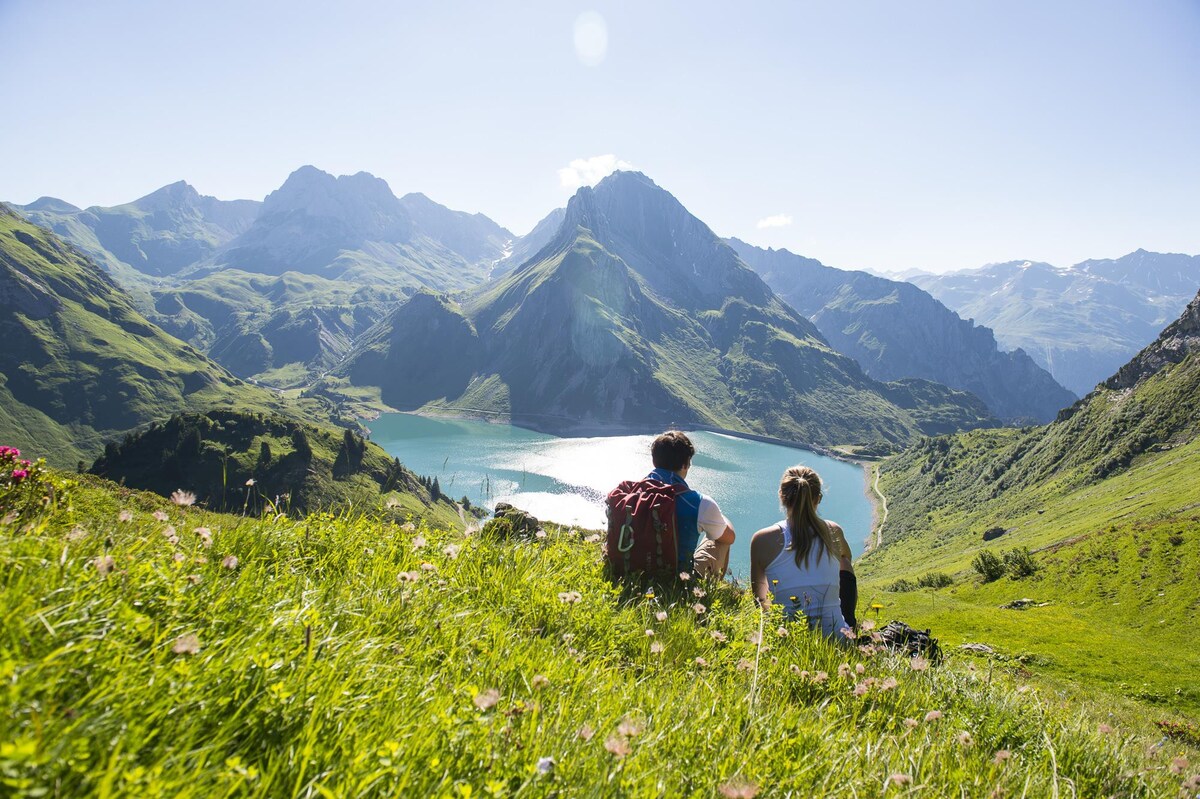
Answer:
[697,496,734,544]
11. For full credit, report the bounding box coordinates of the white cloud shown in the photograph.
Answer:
[756,213,793,230]
[574,11,608,67]
[557,154,635,190]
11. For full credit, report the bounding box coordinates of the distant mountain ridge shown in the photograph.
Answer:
[909,252,1200,395]
[0,205,302,466]
[728,240,1076,424]
[334,172,996,446]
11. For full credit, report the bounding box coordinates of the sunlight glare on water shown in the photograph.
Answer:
[367,414,875,577]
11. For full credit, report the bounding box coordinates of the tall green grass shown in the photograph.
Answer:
[1,469,1194,797]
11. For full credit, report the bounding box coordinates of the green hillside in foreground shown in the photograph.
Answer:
[0,205,314,467]
[1,465,1196,797]
[859,293,1200,718]
[88,410,461,528]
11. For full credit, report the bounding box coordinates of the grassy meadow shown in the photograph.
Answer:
[2,458,1197,797]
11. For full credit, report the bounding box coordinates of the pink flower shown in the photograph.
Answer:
[650,641,664,654]
[172,634,200,655]
[888,773,912,786]
[577,724,595,741]
[221,555,239,569]
[903,718,920,729]
[776,626,789,638]
[443,544,461,559]
[1097,723,1114,734]
[910,655,930,672]
[924,710,943,722]
[812,671,828,684]
[710,630,728,643]
[838,663,852,679]
[993,749,1011,765]
[604,735,631,757]
[398,571,421,583]
[617,717,645,737]
[153,511,169,522]
[94,555,116,575]
[645,629,655,637]
[170,489,196,507]
[678,571,691,582]
[860,619,876,631]
[655,610,668,622]
[692,603,706,615]
[880,677,898,691]
[412,535,427,549]
[855,663,866,675]
[1169,756,1189,775]
[10,469,28,482]
[957,731,974,746]
[473,689,500,710]
[737,658,754,672]
[118,510,133,523]
[718,779,760,799]
[852,681,870,697]
[694,656,708,667]
[531,674,550,690]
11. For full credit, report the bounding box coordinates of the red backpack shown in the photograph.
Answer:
[605,479,686,579]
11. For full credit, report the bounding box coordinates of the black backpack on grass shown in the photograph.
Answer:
[875,621,942,664]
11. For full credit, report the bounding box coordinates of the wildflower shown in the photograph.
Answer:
[645,629,655,637]
[856,663,866,675]
[903,718,920,729]
[880,676,898,691]
[650,641,664,654]
[692,603,706,615]
[1170,756,1188,775]
[222,555,239,569]
[655,610,668,622]
[420,562,436,572]
[710,630,727,643]
[839,626,856,640]
[118,510,133,523]
[1097,723,1114,734]
[861,618,876,631]
[195,527,213,548]
[577,724,595,741]
[443,544,461,559]
[644,588,655,599]
[812,671,828,684]
[993,749,1011,765]
[910,655,930,672]
[604,735,631,757]
[679,571,691,582]
[153,510,169,522]
[94,555,116,575]
[535,529,547,540]
[838,663,852,679]
[531,674,550,690]
[583,533,602,543]
[694,656,708,668]
[473,689,500,710]
[776,626,789,638]
[924,710,943,722]
[245,478,256,487]
[412,535,427,549]
[747,631,762,645]
[692,586,706,598]
[171,489,196,507]
[737,658,754,672]
[162,526,179,545]
[398,571,421,583]
[187,574,202,585]
[10,469,28,482]
[957,731,974,746]
[536,756,554,775]
[617,717,645,737]
[173,634,201,655]
[402,521,417,531]
[888,773,913,786]
[173,552,185,564]
[718,779,760,799]
[557,590,581,604]
[852,681,870,697]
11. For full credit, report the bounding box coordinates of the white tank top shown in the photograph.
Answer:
[764,521,847,637]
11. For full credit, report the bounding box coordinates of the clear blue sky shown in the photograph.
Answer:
[2,0,1198,273]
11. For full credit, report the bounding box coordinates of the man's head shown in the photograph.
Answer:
[651,430,695,475]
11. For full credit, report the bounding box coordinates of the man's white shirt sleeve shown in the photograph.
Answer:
[697,495,729,540]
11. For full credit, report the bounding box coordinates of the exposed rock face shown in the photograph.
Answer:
[1104,290,1200,391]
[728,239,1076,424]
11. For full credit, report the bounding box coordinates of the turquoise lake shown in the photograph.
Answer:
[367,413,875,577]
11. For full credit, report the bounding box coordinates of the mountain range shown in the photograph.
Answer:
[727,240,1077,423]
[333,172,997,446]
[909,252,1200,395]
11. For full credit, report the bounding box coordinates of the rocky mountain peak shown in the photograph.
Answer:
[1104,289,1200,391]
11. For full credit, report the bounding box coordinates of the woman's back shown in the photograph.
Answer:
[763,521,847,635]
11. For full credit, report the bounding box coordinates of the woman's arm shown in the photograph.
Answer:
[828,521,855,574]
[749,528,775,612]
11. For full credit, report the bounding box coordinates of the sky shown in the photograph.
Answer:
[2,0,1198,274]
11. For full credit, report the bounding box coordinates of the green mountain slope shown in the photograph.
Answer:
[0,206,306,466]
[89,410,461,526]
[0,463,1190,796]
[728,239,1076,423]
[859,290,1200,715]
[334,173,995,447]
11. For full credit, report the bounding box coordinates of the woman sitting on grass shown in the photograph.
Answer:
[750,465,857,637]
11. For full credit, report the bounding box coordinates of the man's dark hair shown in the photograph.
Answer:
[651,430,695,472]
